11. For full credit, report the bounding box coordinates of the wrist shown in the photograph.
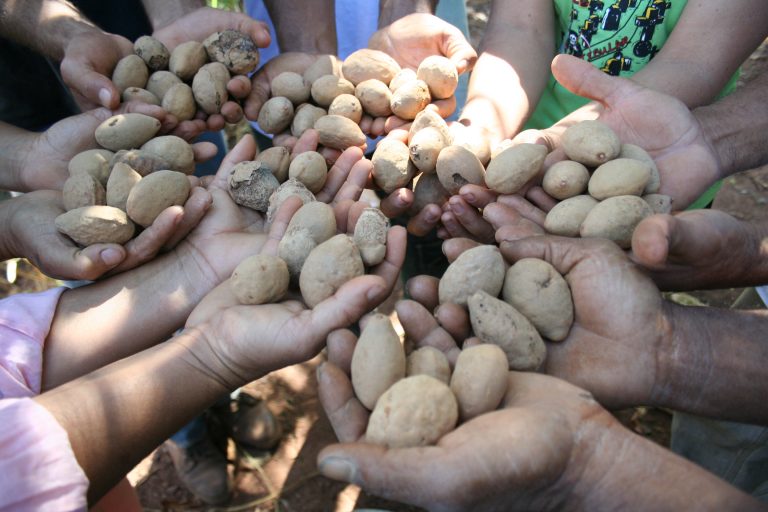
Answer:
[175,324,247,391]
[694,104,730,180]
[458,101,507,147]
[0,194,23,261]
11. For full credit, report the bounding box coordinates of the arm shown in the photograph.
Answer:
[264,0,336,53]
[630,0,768,108]
[696,68,768,179]
[0,121,32,191]
[459,0,555,146]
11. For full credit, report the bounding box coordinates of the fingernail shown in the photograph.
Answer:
[100,248,122,266]
[318,456,358,483]
[98,88,112,107]
[457,59,469,72]
[425,211,438,223]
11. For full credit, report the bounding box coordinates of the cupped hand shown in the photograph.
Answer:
[533,55,721,209]
[243,52,319,120]
[316,308,620,511]
[60,30,134,110]
[369,13,476,74]
[152,7,270,51]
[630,209,764,290]
[6,184,211,281]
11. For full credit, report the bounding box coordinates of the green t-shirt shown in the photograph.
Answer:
[526,0,737,207]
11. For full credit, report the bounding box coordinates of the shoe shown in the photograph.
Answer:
[165,434,231,505]
[227,393,283,467]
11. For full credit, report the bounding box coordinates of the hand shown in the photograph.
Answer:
[412,235,667,408]
[60,30,134,109]
[369,13,476,74]
[630,209,767,290]
[523,55,721,209]
[186,221,407,388]
[152,7,270,52]
[5,185,211,281]
[243,52,319,120]
[315,307,620,511]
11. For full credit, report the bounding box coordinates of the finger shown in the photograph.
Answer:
[345,201,369,234]
[44,241,126,281]
[494,220,546,244]
[71,68,122,110]
[261,196,304,256]
[331,157,373,204]
[630,214,676,268]
[186,279,240,328]
[383,115,408,134]
[316,147,365,203]
[441,27,478,74]
[205,113,226,132]
[380,188,414,219]
[210,134,258,189]
[551,54,630,107]
[406,204,441,237]
[459,185,497,209]
[432,95,456,118]
[446,197,494,243]
[106,206,185,276]
[462,337,482,349]
[227,75,252,100]
[370,117,387,137]
[359,115,373,134]
[161,188,214,250]
[274,132,298,151]
[440,211,473,240]
[320,147,343,165]
[435,302,470,343]
[496,195,546,226]
[525,186,558,212]
[333,198,355,234]
[220,101,244,124]
[500,235,616,276]
[245,71,271,120]
[385,128,409,144]
[395,300,461,365]
[292,128,320,156]
[442,237,480,263]
[405,275,440,311]
[318,443,443,506]
[327,329,357,375]
[317,361,369,443]
[173,119,207,141]
[192,141,218,163]
[368,226,407,303]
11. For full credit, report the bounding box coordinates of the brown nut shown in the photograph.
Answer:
[68,149,115,186]
[485,143,547,195]
[544,195,599,237]
[169,41,208,81]
[562,120,621,166]
[126,170,190,227]
[390,80,430,120]
[230,254,290,305]
[112,54,149,93]
[435,145,486,195]
[303,54,343,84]
[228,161,281,212]
[299,234,364,308]
[162,83,196,121]
[55,206,135,246]
[291,103,327,138]
[409,126,448,173]
[371,139,417,193]
[438,244,505,306]
[271,71,311,105]
[351,314,406,410]
[328,94,363,124]
[62,173,106,211]
[288,151,327,193]
[122,87,160,105]
[314,115,366,150]
[192,62,230,115]
[416,55,458,100]
[146,70,182,101]
[106,162,142,212]
[203,29,260,75]
[255,146,291,183]
[542,160,590,200]
[110,149,169,177]
[95,113,161,151]
[310,75,355,107]
[353,208,388,266]
[257,96,294,134]
[355,79,393,117]
[141,135,195,174]
[134,35,170,71]
[342,49,401,86]
[450,344,508,420]
[580,195,654,248]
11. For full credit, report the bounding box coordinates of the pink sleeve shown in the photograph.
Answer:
[0,398,89,511]
[0,287,66,399]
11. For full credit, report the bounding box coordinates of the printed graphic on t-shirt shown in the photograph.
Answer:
[560,0,672,76]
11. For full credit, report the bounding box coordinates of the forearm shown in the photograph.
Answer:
[567,422,763,511]
[652,302,768,424]
[0,121,33,191]
[695,69,768,178]
[460,0,553,141]
[378,0,436,27]
[42,245,225,390]
[630,1,768,108]
[140,0,203,30]
[0,0,98,60]
[264,0,336,53]
[35,327,247,504]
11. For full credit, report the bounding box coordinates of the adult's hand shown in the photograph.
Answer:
[631,209,768,290]
[515,55,721,209]
[60,31,134,110]
[243,52,319,120]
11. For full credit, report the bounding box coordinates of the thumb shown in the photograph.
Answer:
[305,275,388,336]
[551,54,637,107]
[500,235,620,276]
[631,214,684,268]
[441,26,477,74]
[62,62,122,109]
[53,243,127,281]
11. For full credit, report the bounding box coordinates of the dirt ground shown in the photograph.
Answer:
[2,2,768,511]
